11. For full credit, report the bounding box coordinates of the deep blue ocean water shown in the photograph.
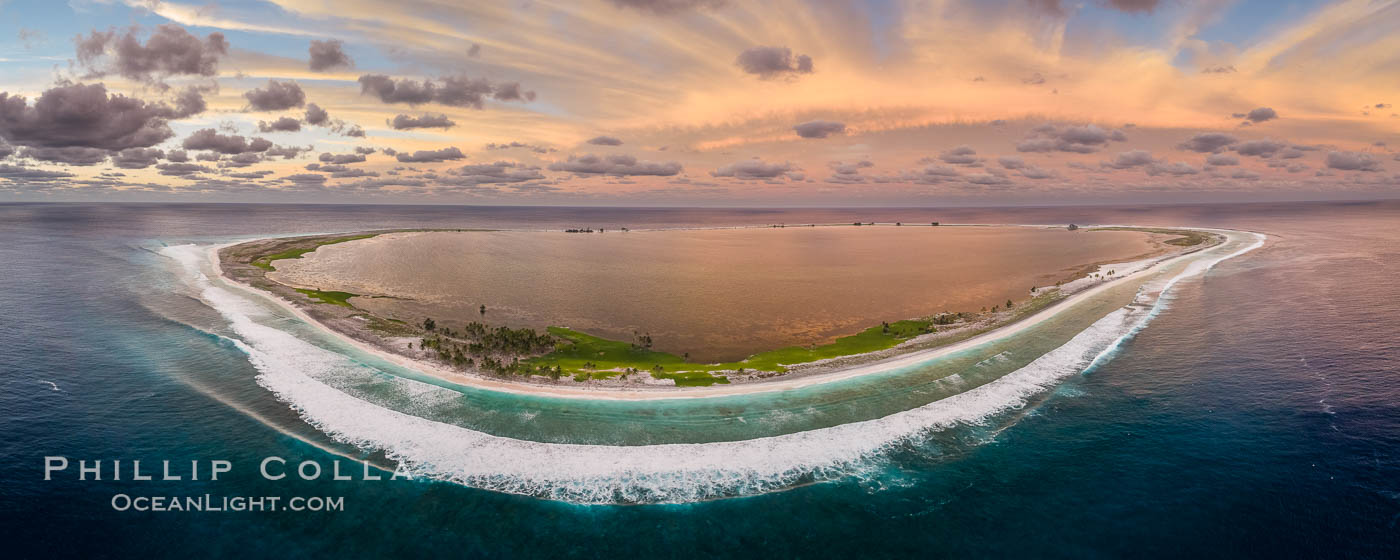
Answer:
[0,201,1397,558]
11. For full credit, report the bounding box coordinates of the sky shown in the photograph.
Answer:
[0,0,1396,206]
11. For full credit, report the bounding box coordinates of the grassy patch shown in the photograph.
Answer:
[736,319,933,371]
[527,318,937,385]
[294,288,358,307]
[251,234,378,271]
[363,315,416,336]
[525,327,732,386]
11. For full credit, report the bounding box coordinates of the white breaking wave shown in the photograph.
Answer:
[158,231,1263,504]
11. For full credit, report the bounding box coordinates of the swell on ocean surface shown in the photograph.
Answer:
[157,232,1264,504]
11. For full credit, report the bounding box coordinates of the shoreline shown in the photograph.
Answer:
[211,225,1251,401]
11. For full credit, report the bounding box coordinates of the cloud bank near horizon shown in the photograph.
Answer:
[0,0,1396,204]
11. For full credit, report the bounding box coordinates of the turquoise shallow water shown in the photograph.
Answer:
[1,202,1398,557]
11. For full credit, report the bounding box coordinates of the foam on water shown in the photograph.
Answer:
[158,232,1263,504]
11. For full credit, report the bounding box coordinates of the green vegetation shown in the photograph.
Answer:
[1089,227,1214,247]
[251,234,379,271]
[525,317,943,386]
[294,288,358,307]
[362,315,416,336]
[525,328,731,386]
[417,321,561,378]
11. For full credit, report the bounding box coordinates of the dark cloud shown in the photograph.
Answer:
[395,147,466,163]
[443,161,546,185]
[258,116,303,133]
[328,168,379,178]
[298,101,359,136]
[1102,149,1156,169]
[963,172,1013,186]
[1025,0,1160,16]
[1106,0,1160,13]
[1325,151,1382,172]
[304,103,330,126]
[490,82,534,102]
[319,152,368,165]
[1205,153,1239,166]
[156,162,213,177]
[165,149,188,163]
[389,113,456,130]
[22,146,109,166]
[1145,161,1199,176]
[1177,132,1238,153]
[182,129,273,155]
[1025,0,1067,16]
[282,173,328,185]
[169,86,209,119]
[219,153,264,168]
[485,141,553,154]
[0,163,76,181]
[111,147,164,169]
[891,164,961,184]
[75,24,228,83]
[826,160,874,183]
[736,46,814,79]
[308,39,352,72]
[1016,124,1126,153]
[710,158,792,179]
[468,44,481,57]
[358,74,535,108]
[1201,65,1237,74]
[358,75,433,104]
[243,80,306,111]
[586,135,623,146]
[1233,139,1286,158]
[337,123,366,137]
[997,156,1026,169]
[793,120,846,139]
[939,145,979,165]
[264,145,310,159]
[0,82,181,151]
[355,146,377,155]
[0,142,13,159]
[607,0,725,14]
[829,160,873,175]
[1018,165,1055,179]
[551,153,682,176]
[223,170,275,179]
[1244,107,1278,123]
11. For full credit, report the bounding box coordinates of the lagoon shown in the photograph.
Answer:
[270,225,1167,361]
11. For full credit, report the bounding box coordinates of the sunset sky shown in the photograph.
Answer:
[0,0,1396,205]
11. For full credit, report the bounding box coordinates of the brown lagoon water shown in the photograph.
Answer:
[271,225,1165,361]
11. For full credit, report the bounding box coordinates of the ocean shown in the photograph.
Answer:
[0,201,1397,557]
